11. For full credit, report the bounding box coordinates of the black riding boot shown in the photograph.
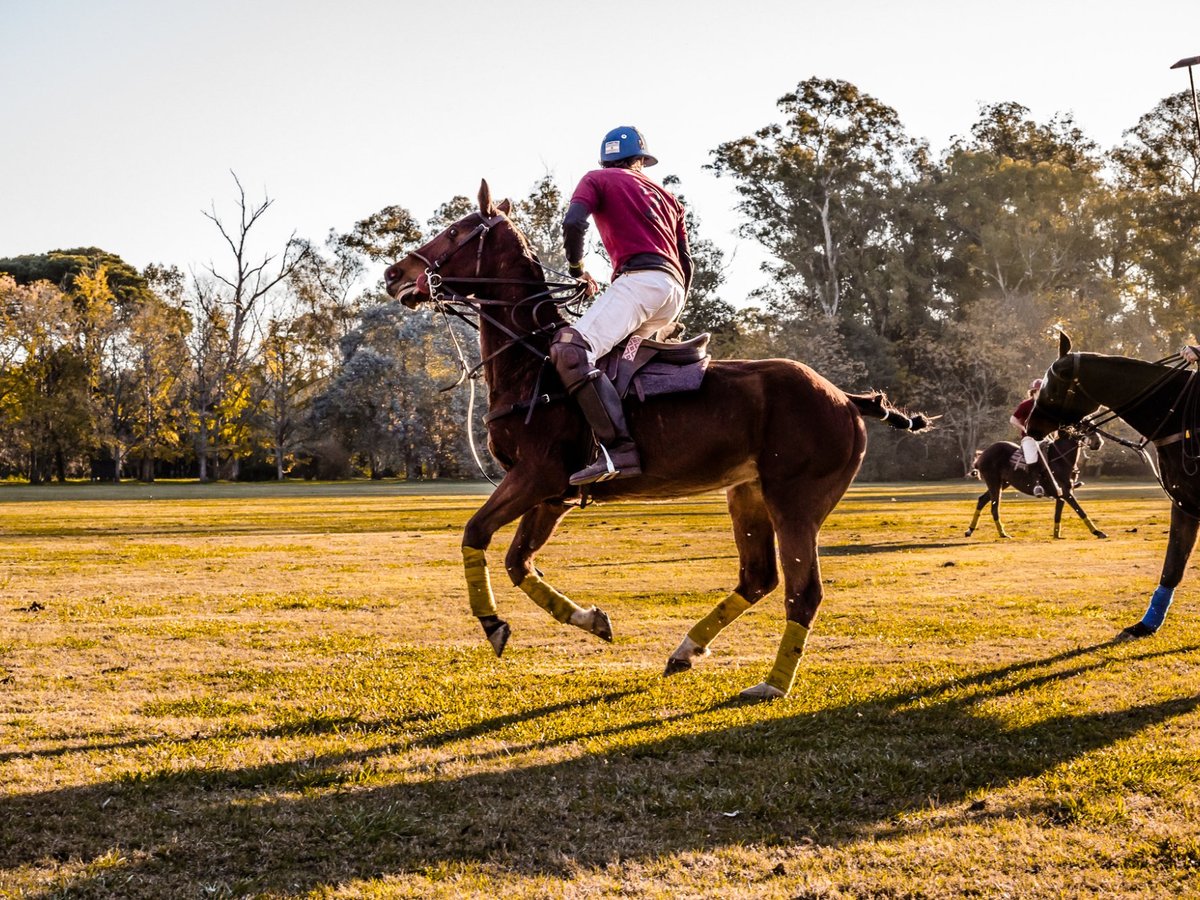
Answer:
[567,375,642,485]
[549,327,642,486]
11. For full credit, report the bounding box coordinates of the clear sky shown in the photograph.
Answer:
[2,0,1198,304]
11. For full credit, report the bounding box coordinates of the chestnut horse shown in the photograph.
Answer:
[965,428,1106,540]
[384,181,930,700]
[1026,332,1198,639]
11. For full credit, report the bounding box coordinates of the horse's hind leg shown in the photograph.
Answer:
[1053,498,1065,539]
[966,491,989,537]
[1064,495,1106,539]
[504,501,612,645]
[739,478,835,701]
[989,482,1010,539]
[665,480,777,676]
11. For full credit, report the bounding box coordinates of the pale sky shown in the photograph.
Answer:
[2,0,1198,304]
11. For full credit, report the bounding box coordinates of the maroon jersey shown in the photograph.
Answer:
[1012,398,1035,431]
[570,167,687,282]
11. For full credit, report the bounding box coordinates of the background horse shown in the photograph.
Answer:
[1026,332,1198,639]
[383,181,931,700]
[966,428,1106,539]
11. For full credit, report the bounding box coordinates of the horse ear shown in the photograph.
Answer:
[1058,331,1072,357]
[497,198,512,215]
[478,179,495,216]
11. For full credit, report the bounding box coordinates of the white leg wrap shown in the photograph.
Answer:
[669,635,710,664]
[738,682,786,701]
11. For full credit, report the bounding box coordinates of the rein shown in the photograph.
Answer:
[405,212,589,484]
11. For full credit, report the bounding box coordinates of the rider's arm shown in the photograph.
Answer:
[1010,415,1024,431]
[676,219,693,294]
[563,200,591,277]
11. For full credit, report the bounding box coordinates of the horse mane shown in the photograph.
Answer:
[502,213,545,273]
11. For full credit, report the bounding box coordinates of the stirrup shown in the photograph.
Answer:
[569,444,642,487]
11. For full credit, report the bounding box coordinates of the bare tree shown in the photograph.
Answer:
[191,172,310,480]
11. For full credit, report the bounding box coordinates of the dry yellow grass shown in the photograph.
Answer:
[1,479,1198,898]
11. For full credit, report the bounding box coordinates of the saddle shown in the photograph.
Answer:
[1007,439,1049,469]
[597,330,711,401]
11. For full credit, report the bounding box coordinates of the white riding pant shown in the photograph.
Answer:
[1021,435,1040,465]
[571,269,686,365]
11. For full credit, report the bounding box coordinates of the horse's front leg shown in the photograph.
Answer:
[461,473,552,656]
[1064,495,1106,539]
[504,501,612,643]
[1053,498,1065,539]
[1117,503,1199,640]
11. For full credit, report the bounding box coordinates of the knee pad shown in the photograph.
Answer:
[550,327,597,393]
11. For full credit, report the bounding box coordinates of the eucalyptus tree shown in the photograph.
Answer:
[1111,90,1200,342]
[709,77,922,334]
[311,302,476,479]
[912,102,1113,468]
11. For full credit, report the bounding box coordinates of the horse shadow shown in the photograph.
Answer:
[3,642,1198,895]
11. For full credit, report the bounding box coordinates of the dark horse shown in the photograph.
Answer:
[965,428,1106,540]
[383,182,930,700]
[1026,332,1199,639]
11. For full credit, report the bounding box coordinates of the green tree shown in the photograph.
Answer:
[1111,90,1200,341]
[709,77,921,330]
[661,175,737,353]
[510,174,569,273]
[0,277,90,482]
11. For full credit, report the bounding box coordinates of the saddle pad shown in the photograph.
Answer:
[598,331,711,400]
[628,357,709,401]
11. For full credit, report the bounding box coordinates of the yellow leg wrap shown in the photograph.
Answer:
[463,546,497,618]
[518,573,582,624]
[765,621,810,696]
[688,591,753,648]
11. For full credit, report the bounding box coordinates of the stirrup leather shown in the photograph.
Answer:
[594,445,618,482]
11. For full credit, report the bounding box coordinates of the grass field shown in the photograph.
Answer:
[2,479,1199,898]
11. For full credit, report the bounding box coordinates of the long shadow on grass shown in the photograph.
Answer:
[4,643,1199,895]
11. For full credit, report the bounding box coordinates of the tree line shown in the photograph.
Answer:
[2,79,1199,484]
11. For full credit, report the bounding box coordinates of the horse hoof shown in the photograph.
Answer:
[1093,531,1108,539]
[663,636,709,676]
[588,606,613,642]
[964,529,973,537]
[1114,622,1156,642]
[663,656,693,677]
[485,620,511,657]
[737,682,786,701]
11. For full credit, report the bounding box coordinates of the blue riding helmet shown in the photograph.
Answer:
[599,126,658,167]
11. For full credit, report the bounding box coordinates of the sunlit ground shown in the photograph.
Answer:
[1,480,1198,898]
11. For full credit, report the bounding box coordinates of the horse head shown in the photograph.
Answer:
[1026,331,1101,440]
[384,180,513,308]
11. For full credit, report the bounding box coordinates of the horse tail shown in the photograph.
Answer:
[847,392,933,432]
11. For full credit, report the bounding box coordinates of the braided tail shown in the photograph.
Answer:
[847,391,933,432]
